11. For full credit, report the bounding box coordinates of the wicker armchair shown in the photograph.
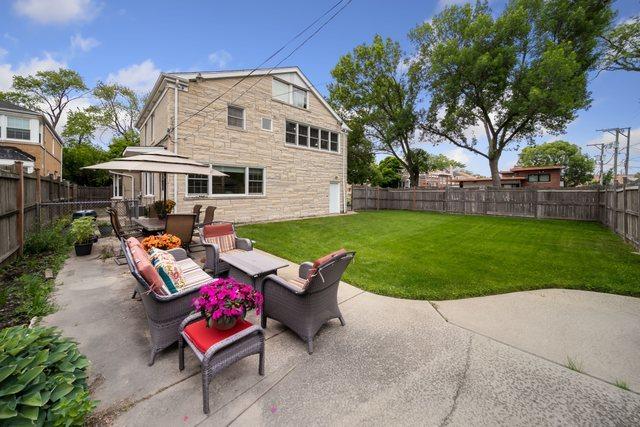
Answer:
[198,222,253,275]
[261,250,355,354]
[121,238,214,365]
[165,213,197,250]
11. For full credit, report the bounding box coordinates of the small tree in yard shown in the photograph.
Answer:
[601,15,639,72]
[329,35,425,187]
[518,140,595,187]
[410,0,614,186]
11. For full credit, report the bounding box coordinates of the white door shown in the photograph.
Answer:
[329,182,340,214]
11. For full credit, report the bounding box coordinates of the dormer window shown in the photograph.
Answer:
[272,78,308,109]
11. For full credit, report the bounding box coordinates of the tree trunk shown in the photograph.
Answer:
[410,170,420,188]
[489,157,501,187]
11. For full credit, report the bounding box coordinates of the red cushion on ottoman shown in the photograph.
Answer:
[184,319,253,353]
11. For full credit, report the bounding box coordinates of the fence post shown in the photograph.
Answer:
[16,162,24,256]
[622,178,628,241]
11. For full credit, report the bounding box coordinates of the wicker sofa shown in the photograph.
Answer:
[121,237,213,365]
[198,222,253,275]
[261,250,355,354]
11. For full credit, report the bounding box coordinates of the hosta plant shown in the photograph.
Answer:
[0,326,96,426]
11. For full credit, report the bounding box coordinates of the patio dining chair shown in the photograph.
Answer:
[200,206,216,226]
[190,204,205,252]
[261,249,355,354]
[165,214,197,250]
[107,207,143,266]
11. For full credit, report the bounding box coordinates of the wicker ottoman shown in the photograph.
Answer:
[178,313,265,414]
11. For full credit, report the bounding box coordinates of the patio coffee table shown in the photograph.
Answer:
[220,251,288,290]
[132,217,166,234]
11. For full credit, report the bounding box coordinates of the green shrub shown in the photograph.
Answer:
[24,217,73,256]
[0,326,96,425]
[69,218,94,245]
[15,274,54,319]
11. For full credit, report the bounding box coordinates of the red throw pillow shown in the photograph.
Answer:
[137,258,167,295]
[307,249,347,280]
[203,223,234,238]
[126,237,142,250]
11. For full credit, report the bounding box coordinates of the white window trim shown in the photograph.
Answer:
[185,165,266,198]
[261,117,273,132]
[284,119,341,154]
[113,175,123,198]
[272,77,309,109]
[142,172,155,197]
[227,104,245,130]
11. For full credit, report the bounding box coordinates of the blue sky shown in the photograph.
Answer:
[1,0,639,176]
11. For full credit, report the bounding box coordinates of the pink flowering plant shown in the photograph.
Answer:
[192,278,263,327]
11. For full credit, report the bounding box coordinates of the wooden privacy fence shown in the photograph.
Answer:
[352,184,639,248]
[76,185,111,200]
[0,163,77,265]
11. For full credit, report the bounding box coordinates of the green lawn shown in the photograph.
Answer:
[238,210,640,300]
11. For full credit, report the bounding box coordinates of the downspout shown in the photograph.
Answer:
[173,80,179,210]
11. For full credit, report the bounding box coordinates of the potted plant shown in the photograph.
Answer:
[141,234,182,251]
[71,217,96,256]
[192,278,263,330]
[153,199,176,219]
[96,220,113,237]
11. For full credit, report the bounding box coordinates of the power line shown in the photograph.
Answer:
[167,0,349,135]
[175,0,353,142]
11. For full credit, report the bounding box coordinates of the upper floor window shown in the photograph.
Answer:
[272,78,308,109]
[528,173,551,183]
[7,116,30,140]
[227,105,244,128]
[285,120,339,153]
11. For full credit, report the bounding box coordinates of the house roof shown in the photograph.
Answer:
[510,165,563,172]
[0,100,38,115]
[0,146,36,162]
[456,176,527,182]
[136,67,346,130]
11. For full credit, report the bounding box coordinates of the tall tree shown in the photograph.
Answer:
[62,142,111,186]
[88,82,143,138]
[0,69,87,128]
[61,109,96,145]
[517,140,595,187]
[375,156,404,188]
[410,0,614,186]
[601,16,640,72]
[345,119,377,184]
[409,149,465,182]
[328,35,424,187]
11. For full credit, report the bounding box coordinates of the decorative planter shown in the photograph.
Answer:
[74,242,93,256]
[208,315,238,331]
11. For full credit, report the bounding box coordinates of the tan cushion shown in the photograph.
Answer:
[203,234,236,253]
[288,276,309,291]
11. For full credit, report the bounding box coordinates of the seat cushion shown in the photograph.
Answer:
[202,223,236,253]
[288,276,309,291]
[184,318,253,353]
[149,248,187,294]
[176,258,214,289]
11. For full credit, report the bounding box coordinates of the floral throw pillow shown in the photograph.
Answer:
[149,248,187,294]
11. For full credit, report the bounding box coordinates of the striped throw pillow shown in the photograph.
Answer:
[149,248,187,294]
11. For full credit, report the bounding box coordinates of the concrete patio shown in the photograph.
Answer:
[43,241,640,426]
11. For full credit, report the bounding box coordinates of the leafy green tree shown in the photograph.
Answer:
[329,35,424,186]
[107,129,140,158]
[345,119,377,184]
[601,16,639,72]
[410,0,614,186]
[517,140,595,187]
[89,82,143,138]
[601,169,614,186]
[63,142,111,186]
[410,148,465,180]
[61,109,96,145]
[375,156,404,188]
[0,69,87,127]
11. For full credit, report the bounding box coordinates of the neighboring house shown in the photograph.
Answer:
[457,165,563,189]
[0,100,63,177]
[401,169,478,189]
[131,67,348,223]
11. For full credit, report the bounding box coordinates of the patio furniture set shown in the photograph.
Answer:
[111,209,355,413]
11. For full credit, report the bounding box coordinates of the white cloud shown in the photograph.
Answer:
[208,50,232,69]
[0,48,7,60]
[446,147,471,165]
[70,33,99,52]
[106,59,160,93]
[0,53,66,91]
[13,0,101,24]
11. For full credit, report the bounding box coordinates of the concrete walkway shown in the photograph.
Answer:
[435,289,640,392]
[43,242,640,425]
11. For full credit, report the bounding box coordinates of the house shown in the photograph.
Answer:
[130,67,348,223]
[0,100,63,177]
[401,168,478,189]
[457,165,563,189]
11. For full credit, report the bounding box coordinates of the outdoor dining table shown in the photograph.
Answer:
[220,251,289,290]
[132,217,166,234]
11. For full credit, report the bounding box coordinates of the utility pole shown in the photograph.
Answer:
[587,142,607,185]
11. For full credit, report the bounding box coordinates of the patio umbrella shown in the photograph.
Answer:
[83,151,225,206]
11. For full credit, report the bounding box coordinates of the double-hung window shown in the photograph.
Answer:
[227,105,244,128]
[285,120,339,153]
[113,175,123,198]
[142,172,155,196]
[187,174,209,195]
[7,117,30,140]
